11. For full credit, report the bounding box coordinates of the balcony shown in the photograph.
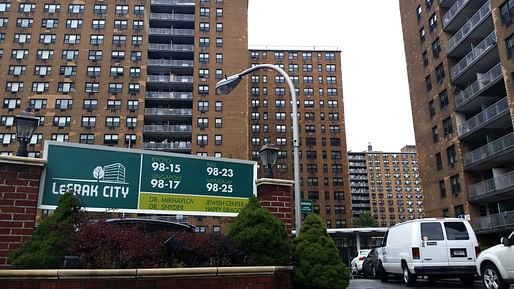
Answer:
[147,75,192,83]
[149,28,194,36]
[150,0,194,6]
[144,108,192,119]
[150,13,194,22]
[471,210,514,233]
[146,75,193,90]
[145,91,192,101]
[455,63,503,112]
[440,0,457,8]
[443,0,488,32]
[469,170,514,203]
[458,97,510,139]
[447,1,492,57]
[147,59,193,74]
[143,141,192,151]
[148,43,194,53]
[144,124,192,135]
[450,31,497,85]
[463,132,514,171]
[348,161,366,168]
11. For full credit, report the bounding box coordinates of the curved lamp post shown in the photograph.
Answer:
[14,107,39,157]
[216,64,302,236]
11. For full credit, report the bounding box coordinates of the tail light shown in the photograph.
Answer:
[475,246,481,258]
[359,256,366,261]
[412,247,420,259]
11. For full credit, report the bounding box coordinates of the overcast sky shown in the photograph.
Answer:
[248,0,416,152]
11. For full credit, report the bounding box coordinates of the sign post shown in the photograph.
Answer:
[40,141,257,217]
[300,199,313,214]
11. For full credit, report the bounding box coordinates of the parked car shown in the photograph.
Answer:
[350,249,371,275]
[361,248,380,278]
[377,218,479,287]
[476,230,514,289]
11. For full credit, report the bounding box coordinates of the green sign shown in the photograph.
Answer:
[300,199,313,213]
[40,141,257,217]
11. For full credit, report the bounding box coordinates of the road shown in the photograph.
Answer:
[348,277,487,289]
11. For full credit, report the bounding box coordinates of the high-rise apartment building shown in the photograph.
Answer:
[399,0,514,240]
[0,0,351,232]
[248,47,353,229]
[0,0,249,161]
[349,144,424,227]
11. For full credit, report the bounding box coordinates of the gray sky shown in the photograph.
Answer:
[248,0,416,152]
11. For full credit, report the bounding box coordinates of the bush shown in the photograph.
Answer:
[227,196,290,265]
[292,214,349,289]
[71,222,242,268]
[9,193,83,268]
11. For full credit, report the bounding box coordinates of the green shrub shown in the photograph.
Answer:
[9,193,83,268]
[227,196,290,265]
[292,214,349,289]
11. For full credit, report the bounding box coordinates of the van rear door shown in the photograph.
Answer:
[420,222,449,267]
[443,221,476,266]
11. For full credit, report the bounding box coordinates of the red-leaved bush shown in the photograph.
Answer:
[71,221,243,268]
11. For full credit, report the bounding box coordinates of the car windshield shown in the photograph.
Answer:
[359,249,371,256]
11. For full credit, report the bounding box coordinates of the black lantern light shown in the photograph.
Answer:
[259,142,279,178]
[14,107,39,157]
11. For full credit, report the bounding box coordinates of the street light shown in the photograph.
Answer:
[14,107,39,157]
[216,64,302,236]
[259,142,279,178]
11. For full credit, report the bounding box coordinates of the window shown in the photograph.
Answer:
[197,135,208,146]
[6,82,24,92]
[435,153,442,170]
[199,53,209,63]
[132,35,143,46]
[215,135,222,145]
[9,65,26,76]
[56,99,72,110]
[16,18,33,28]
[93,4,107,15]
[105,116,120,128]
[326,64,336,73]
[134,5,144,15]
[92,19,105,29]
[215,101,222,112]
[14,33,31,44]
[112,35,126,46]
[29,99,47,110]
[416,5,422,20]
[443,117,453,137]
[81,116,96,128]
[0,18,7,28]
[425,74,432,91]
[216,53,223,63]
[200,37,209,47]
[216,8,223,17]
[57,82,75,93]
[432,38,441,58]
[0,3,10,12]
[500,0,514,25]
[108,83,123,94]
[128,83,140,94]
[419,27,425,42]
[83,99,98,111]
[444,222,469,240]
[19,3,36,13]
[303,64,312,72]
[107,100,121,111]
[216,23,223,32]
[110,66,124,77]
[447,145,456,167]
[104,134,119,145]
[66,19,82,29]
[129,67,140,78]
[3,98,21,110]
[41,18,58,28]
[85,82,100,93]
[126,117,137,129]
[37,49,54,60]
[32,82,49,93]
[88,50,103,61]
[435,63,445,83]
[12,49,29,60]
[115,5,129,15]
[111,50,125,60]
[428,13,437,32]
[133,20,144,30]
[216,37,223,47]
[200,7,210,17]
[53,116,71,127]
[39,33,56,44]
[450,174,461,194]
[127,100,139,111]
[198,85,209,94]
[199,22,210,32]
[79,134,94,144]
[198,101,208,112]
[420,222,444,240]
[131,51,142,62]
[432,126,439,142]
[68,4,84,14]
[197,117,208,129]
[0,133,15,144]
[59,50,77,61]
[60,66,77,77]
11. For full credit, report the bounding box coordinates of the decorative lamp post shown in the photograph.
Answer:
[216,64,302,236]
[14,107,39,157]
[259,142,279,178]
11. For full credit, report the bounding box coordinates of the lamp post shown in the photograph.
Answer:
[259,142,279,178]
[216,64,302,236]
[14,107,39,157]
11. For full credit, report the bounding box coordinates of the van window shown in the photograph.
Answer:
[444,222,469,240]
[421,222,444,240]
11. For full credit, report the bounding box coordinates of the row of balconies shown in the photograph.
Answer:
[457,97,509,138]
[145,92,192,101]
[143,124,192,134]
[149,28,194,37]
[148,43,194,53]
[143,141,191,151]
[151,0,195,6]
[150,13,194,22]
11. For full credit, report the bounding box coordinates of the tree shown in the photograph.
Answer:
[227,196,290,265]
[292,214,349,289]
[9,193,83,268]
[353,213,378,227]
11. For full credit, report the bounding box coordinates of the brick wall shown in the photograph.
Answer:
[0,267,293,289]
[0,157,44,267]
[256,179,294,236]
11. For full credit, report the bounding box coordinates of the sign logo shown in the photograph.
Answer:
[51,163,130,199]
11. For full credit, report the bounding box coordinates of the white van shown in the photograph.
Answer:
[377,218,479,287]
